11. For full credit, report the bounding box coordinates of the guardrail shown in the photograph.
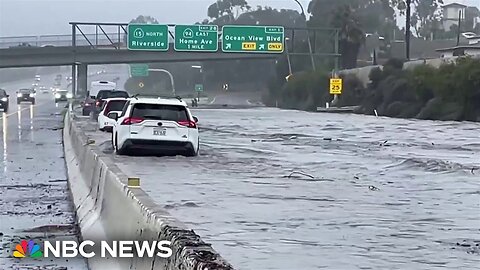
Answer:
[0,33,126,48]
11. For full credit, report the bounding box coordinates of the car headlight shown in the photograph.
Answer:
[55,94,61,98]
[1,97,7,102]
[17,93,22,97]
[66,93,73,98]
[29,93,35,97]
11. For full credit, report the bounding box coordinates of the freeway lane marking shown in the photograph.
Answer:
[209,96,217,105]
[0,101,47,119]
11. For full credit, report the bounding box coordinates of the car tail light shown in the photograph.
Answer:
[177,120,197,128]
[96,101,101,107]
[121,117,144,125]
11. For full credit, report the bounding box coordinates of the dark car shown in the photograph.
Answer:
[16,88,36,104]
[82,95,95,116]
[0,89,10,112]
[54,89,72,102]
[93,90,129,114]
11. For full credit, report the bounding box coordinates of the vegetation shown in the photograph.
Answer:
[267,57,480,122]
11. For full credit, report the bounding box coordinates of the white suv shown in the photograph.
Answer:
[110,97,199,156]
[97,98,128,132]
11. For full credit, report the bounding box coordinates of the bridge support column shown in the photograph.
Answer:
[77,64,88,97]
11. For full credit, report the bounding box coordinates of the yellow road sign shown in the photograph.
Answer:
[242,42,256,50]
[329,78,342,95]
[268,43,283,51]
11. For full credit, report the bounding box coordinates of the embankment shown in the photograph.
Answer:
[63,112,234,270]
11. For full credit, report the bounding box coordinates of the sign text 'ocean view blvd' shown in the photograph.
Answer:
[222,26,284,53]
[127,24,169,51]
[174,25,218,52]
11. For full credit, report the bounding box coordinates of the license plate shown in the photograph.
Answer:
[153,128,166,136]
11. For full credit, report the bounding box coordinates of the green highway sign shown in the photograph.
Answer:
[174,25,218,52]
[130,64,149,77]
[195,84,204,92]
[127,24,169,51]
[222,25,284,53]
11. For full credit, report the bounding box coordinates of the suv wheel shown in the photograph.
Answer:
[185,143,199,157]
[115,135,125,155]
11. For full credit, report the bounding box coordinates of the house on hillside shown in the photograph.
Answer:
[442,3,480,32]
[442,3,467,31]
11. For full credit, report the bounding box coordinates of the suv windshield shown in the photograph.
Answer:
[131,104,188,121]
[105,100,127,113]
[96,90,128,99]
[19,89,33,93]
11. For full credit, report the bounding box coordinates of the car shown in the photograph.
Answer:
[39,86,49,93]
[97,98,128,132]
[93,90,129,116]
[0,89,10,112]
[82,81,117,116]
[81,96,95,116]
[35,75,41,82]
[16,88,36,104]
[54,89,72,102]
[111,97,199,156]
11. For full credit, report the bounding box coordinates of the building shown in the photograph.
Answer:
[442,3,467,31]
[436,45,480,58]
[467,35,480,45]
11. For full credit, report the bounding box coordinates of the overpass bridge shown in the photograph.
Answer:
[0,22,340,95]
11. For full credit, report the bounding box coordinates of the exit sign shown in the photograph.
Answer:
[174,25,218,52]
[222,25,284,53]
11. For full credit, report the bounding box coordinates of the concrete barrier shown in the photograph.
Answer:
[63,112,234,270]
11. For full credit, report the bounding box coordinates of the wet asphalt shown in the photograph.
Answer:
[0,72,87,269]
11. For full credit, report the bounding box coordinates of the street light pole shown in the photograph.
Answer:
[148,69,176,96]
[405,0,411,60]
[293,0,316,71]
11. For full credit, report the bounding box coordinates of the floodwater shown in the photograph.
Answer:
[84,106,480,270]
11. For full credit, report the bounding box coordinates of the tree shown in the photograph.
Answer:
[411,0,443,39]
[308,0,367,69]
[207,0,250,19]
[331,5,366,69]
[465,7,480,32]
[129,15,158,24]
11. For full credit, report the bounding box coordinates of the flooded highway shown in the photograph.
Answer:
[81,105,480,270]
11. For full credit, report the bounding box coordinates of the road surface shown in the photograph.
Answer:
[0,70,88,269]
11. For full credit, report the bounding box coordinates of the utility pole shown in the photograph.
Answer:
[456,10,462,46]
[405,0,411,60]
[293,0,316,71]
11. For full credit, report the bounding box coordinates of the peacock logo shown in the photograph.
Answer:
[13,240,43,258]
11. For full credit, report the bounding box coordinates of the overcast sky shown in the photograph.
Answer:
[0,0,479,37]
